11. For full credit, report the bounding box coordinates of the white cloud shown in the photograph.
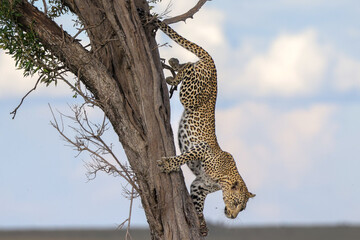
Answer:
[152,2,360,97]
[0,50,74,99]
[0,51,38,98]
[216,102,337,189]
[220,29,360,97]
[225,30,327,97]
[277,0,339,6]
[333,53,360,91]
[154,5,360,98]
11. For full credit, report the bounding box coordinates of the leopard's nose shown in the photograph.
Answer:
[224,207,235,219]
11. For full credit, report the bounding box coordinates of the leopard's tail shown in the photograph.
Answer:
[156,20,212,61]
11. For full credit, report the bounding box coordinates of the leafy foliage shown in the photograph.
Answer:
[148,0,162,10]
[48,0,69,19]
[0,0,160,87]
[0,0,64,85]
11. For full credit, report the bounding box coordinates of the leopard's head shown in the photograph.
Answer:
[222,180,255,219]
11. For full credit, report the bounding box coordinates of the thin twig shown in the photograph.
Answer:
[125,186,135,240]
[91,38,120,56]
[10,75,43,119]
[72,17,106,41]
[42,0,48,15]
[58,75,98,106]
[117,218,129,230]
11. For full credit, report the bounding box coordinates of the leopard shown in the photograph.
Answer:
[141,12,255,236]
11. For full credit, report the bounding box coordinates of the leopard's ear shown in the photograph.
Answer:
[248,192,256,198]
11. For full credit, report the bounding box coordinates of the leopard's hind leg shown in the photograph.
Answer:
[190,176,221,236]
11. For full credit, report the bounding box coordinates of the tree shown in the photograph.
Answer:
[0,0,210,239]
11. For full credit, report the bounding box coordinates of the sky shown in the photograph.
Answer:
[1,0,360,229]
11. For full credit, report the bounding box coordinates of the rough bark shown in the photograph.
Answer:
[6,0,204,239]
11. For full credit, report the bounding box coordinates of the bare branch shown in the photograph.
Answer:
[72,16,106,41]
[117,186,136,240]
[10,75,42,119]
[49,103,140,236]
[49,103,139,193]
[117,218,129,231]
[125,187,135,240]
[58,75,98,106]
[163,0,209,25]
[42,0,47,15]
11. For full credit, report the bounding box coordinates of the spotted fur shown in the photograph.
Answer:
[153,18,255,236]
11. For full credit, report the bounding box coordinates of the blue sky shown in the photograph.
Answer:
[1,0,360,229]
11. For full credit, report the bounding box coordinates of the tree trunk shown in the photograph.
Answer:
[7,0,204,239]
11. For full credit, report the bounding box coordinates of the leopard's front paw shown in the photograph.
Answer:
[156,157,180,173]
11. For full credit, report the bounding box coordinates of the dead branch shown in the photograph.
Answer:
[49,103,140,237]
[163,0,209,24]
[10,74,42,119]
[49,103,139,193]
[58,74,99,107]
[125,186,135,240]
[72,16,105,41]
[116,185,136,240]
[42,0,48,15]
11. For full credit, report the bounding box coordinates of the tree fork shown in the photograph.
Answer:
[3,0,204,239]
